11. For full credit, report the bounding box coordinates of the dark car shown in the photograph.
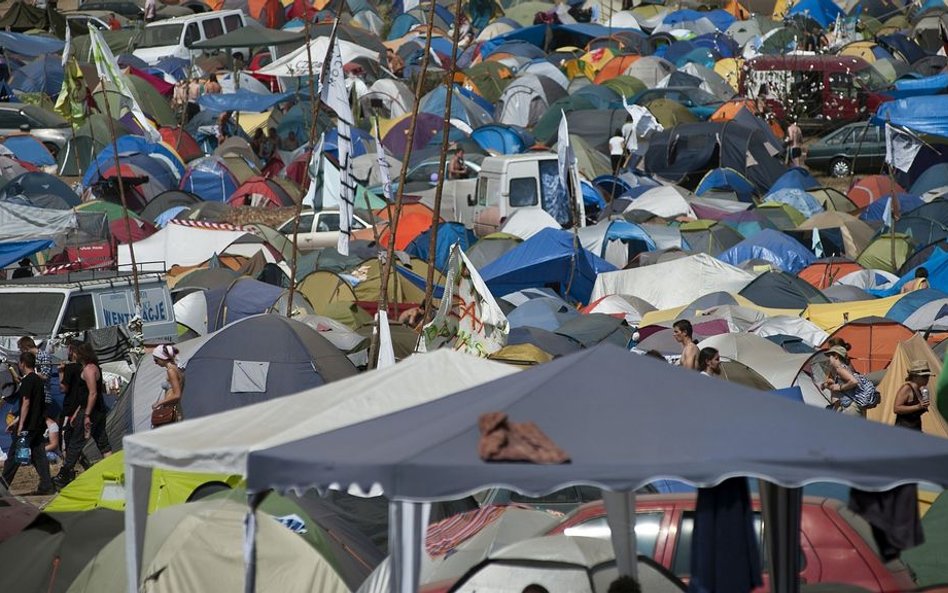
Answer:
[805,122,887,178]
[631,87,724,119]
[548,494,917,593]
[78,0,143,19]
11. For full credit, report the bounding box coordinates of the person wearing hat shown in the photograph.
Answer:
[893,360,932,432]
[822,345,863,416]
[152,344,184,422]
[11,258,32,279]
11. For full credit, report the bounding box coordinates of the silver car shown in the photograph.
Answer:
[0,105,73,158]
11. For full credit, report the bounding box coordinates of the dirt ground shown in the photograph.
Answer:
[6,456,64,508]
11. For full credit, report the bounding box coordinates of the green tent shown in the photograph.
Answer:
[551,133,611,179]
[0,1,65,36]
[75,200,143,223]
[533,94,601,144]
[192,27,305,50]
[71,29,140,59]
[602,75,647,98]
[93,76,176,127]
[461,61,513,103]
[643,98,699,129]
[855,233,913,274]
[57,136,102,177]
[44,451,242,513]
[754,201,807,230]
[505,0,558,25]
[903,491,948,586]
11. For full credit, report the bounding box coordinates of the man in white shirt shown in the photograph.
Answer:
[608,129,625,174]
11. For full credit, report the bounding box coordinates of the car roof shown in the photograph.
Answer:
[748,54,871,73]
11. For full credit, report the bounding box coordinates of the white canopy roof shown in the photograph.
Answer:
[123,349,518,475]
[117,223,255,271]
[257,37,381,78]
[591,253,755,309]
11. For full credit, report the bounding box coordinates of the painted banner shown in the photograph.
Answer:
[418,244,508,357]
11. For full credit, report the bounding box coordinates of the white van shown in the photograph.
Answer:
[0,272,176,345]
[133,10,247,64]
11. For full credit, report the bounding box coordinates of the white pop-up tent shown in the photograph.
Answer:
[117,222,265,271]
[121,350,519,593]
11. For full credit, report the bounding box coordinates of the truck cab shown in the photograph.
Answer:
[472,153,585,237]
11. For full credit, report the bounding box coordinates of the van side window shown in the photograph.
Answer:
[184,23,200,46]
[61,295,96,333]
[224,14,242,32]
[477,179,488,206]
[202,18,224,40]
[829,73,856,99]
[509,177,538,207]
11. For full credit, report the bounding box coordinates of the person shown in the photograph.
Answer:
[786,118,804,167]
[901,267,929,293]
[673,319,699,370]
[187,77,201,102]
[822,345,863,416]
[44,415,61,463]
[609,128,625,174]
[260,127,278,162]
[144,0,156,21]
[2,352,54,495]
[172,80,188,117]
[521,586,549,593]
[217,111,236,145]
[53,343,112,489]
[232,51,246,71]
[58,340,82,467]
[12,257,32,278]
[152,344,184,418]
[204,73,222,94]
[19,336,52,405]
[755,83,773,116]
[283,130,300,151]
[893,360,932,432]
[698,347,721,377]
[386,48,404,77]
[398,305,427,330]
[449,147,470,179]
[608,576,642,593]
[251,128,265,160]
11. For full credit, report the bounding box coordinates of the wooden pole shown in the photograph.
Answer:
[421,0,465,322]
[367,0,441,368]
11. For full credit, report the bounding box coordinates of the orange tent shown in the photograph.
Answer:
[352,202,441,251]
[823,317,915,374]
[710,99,784,137]
[593,55,640,84]
[798,259,865,290]
[847,175,904,209]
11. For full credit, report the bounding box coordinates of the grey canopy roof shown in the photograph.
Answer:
[191,27,305,49]
[246,344,948,499]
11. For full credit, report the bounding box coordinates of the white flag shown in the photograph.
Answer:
[320,38,356,256]
[417,244,508,356]
[372,123,394,202]
[557,110,574,192]
[302,133,324,209]
[882,196,894,230]
[375,310,396,369]
[621,97,663,153]
[884,123,922,173]
[88,27,161,143]
[62,23,71,68]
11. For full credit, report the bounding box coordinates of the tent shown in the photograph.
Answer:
[179,156,242,203]
[738,271,830,309]
[117,222,256,271]
[718,229,815,274]
[179,314,358,420]
[240,344,948,593]
[592,253,755,310]
[824,317,916,374]
[868,334,948,437]
[797,258,865,290]
[480,228,617,304]
[679,220,744,256]
[495,74,567,128]
[795,211,875,260]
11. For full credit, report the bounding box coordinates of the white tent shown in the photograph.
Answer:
[624,185,696,219]
[500,208,560,240]
[748,315,829,347]
[257,37,381,78]
[117,223,256,271]
[591,253,756,309]
[121,351,518,593]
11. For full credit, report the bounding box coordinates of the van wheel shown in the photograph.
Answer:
[830,158,852,178]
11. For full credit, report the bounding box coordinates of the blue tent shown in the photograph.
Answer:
[873,96,948,138]
[1,135,55,166]
[480,228,616,304]
[787,0,843,27]
[472,124,533,155]
[455,84,494,113]
[324,127,371,159]
[405,222,476,272]
[153,57,189,80]
[507,297,580,331]
[198,89,296,113]
[0,32,63,57]
[696,168,756,202]
[886,289,948,325]
[580,180,607,211]
[593,173,659,201]
[662,9,736,31]
[888,74,948,100]
[387,12,420,40]
[419,85,493,129]
[770,167,821,193]
[84,151,177,195]
[763,188,823,218]
[910,163,948,195]
[180,156,239,202]
[691,32,738,58]
[9,55,63,98]
[878,34,927,65]
[869,248,948,297]
[718,228,815,274]
[859,193,924,222]
[205,278,285,332]
[0,172,79,208]
[107,135,185,178]
[675,47,718,69]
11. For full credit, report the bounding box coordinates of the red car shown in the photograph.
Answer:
[547,494,917,593]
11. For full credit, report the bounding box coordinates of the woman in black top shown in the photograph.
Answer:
[893,360,932,432]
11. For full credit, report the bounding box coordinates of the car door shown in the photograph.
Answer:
[865,126,887,170]
[0,109,28,135]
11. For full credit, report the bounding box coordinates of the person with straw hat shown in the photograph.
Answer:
[893,360,933,432]
[822,345,863,416]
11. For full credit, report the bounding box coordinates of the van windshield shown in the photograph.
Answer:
[854,66,889,91]
[0,292,65,336]
[140,24,183,48]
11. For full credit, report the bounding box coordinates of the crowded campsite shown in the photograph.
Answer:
[4,0,948,591]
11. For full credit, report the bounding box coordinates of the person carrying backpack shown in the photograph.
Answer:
[822,345,879,417]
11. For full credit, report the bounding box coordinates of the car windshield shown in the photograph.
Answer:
[854,66,889,91]
[140,24,183,48]
[21,104,68,129]
[0,292,65,336]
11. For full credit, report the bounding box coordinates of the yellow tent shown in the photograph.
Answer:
[713,58,743,93]
[802,294,903,332]
[237,110,275,135]
[868,334,948,438]
[838,41,880,63]
[579,47,617,76]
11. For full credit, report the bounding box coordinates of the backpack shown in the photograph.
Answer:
[852,372,881,409]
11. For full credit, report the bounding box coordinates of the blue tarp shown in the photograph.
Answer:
[886,288,948,325]
[198,89,297,113]
[859,193,924,222]
[662,9,736,31]
[770,167,821,193]
[405,222,476,273]
[480,227,616,304]
[889,74,948,99]
[696,168,756,202]
[9,55,63,98]
[479,24,644,57]
[0,239,51,268]
[718,228,815,274]
[764,187,824,218]
[874,96,948,138]
[910,163,948,195]
[0,32,63,58]
[787,0,843,27]
[869,248,948,297]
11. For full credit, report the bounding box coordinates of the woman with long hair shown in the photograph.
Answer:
[822,345,863,416]
[152,344,184,424]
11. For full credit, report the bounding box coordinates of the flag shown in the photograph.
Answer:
[621,98,663,153]
[811,228,824,258]
[882,196,894,229]
[417,244,508,356]
[62,23,71,68]
[557,110,574,193]
[302,133,324,209]
[88,27,161,143]
[884,122,922,174]
[375,310,396,369]
[373,121,394,203]
[54,58,88,128]
[320,36,356,256]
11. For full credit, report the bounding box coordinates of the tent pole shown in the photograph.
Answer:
[603,490,639,580]
[243,490,268,593]
[421,0,466,322]
[368,0,441,367]
[123,463,152,593]
[759,480,802,593]
[389,500,431,593]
